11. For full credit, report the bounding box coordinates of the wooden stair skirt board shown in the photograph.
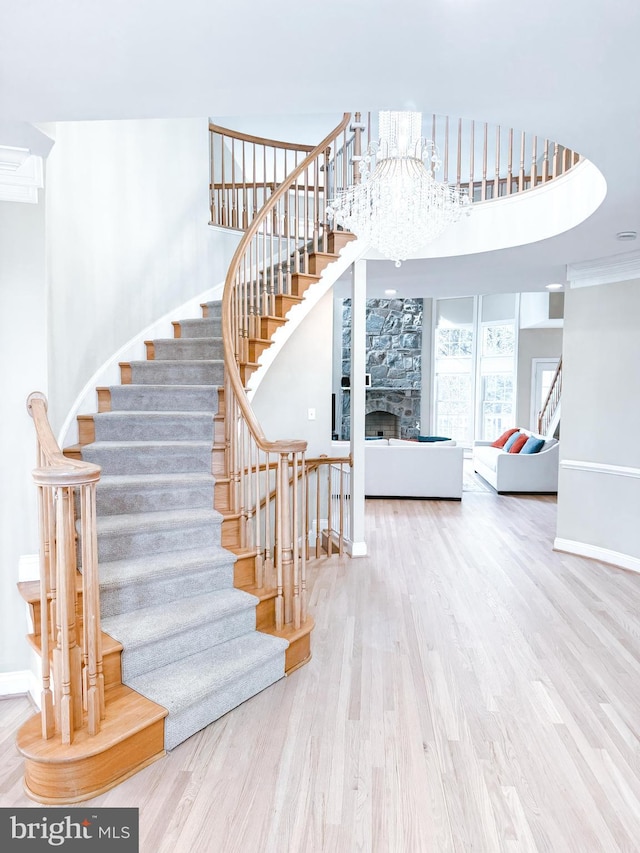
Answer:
[17,685,167,804]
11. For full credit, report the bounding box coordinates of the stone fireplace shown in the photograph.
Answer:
[365,410,400,439]
[340,298,423,440]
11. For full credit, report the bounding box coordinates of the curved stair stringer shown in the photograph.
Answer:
[246,237,367,401]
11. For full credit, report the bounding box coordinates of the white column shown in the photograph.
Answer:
[349,259,367,556]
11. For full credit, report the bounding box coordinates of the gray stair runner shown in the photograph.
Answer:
[77,299,287,751]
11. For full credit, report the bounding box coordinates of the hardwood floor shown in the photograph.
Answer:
[2,490,640,852]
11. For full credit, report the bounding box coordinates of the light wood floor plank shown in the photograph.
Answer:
[2,489,639,852]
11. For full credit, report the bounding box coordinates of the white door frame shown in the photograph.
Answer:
[530,357,560,432]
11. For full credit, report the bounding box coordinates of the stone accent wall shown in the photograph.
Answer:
[340,298,423,439]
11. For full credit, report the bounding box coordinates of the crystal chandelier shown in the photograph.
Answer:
[327,111,471,266]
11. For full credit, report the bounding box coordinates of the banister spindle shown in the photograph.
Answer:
[494,126,501,199]
[531,135,538,188]
[36,483,55,739]
[481,123,488,201]
[519,131,526,193]
[292,453,301,629]
[315,463,322,558]
[456,118,462,190]
[469,120,475,201]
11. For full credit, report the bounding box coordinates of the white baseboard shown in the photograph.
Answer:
[554,537,640,574]
[0,669,38,700]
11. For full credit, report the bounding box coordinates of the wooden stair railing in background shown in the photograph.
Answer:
[211,113,582,231]
[209,123,315,230]
[424,118,581,202]
[306,456,352,558]
[538,357,563,436]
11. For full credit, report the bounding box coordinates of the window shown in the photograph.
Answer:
[433,295,517,445]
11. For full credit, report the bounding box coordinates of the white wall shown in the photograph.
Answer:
[556,279,640,568]
[0,198,48,673]
[251,290,334,457]
[45,117,231,434]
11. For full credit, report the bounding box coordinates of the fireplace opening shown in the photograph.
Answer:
[365,411,401,439]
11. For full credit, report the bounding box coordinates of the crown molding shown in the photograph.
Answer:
[567,250,640,288]
[0,152,43,203]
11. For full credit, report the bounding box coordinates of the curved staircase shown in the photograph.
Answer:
[17,113,360,803]
[19,300,291,801]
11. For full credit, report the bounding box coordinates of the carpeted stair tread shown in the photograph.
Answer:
[98,545,235,592]
[93,411,215,441]
[80,440,213,475]
[108,385,219,412]
[97,545,236,618]
[95,472,214,515]
[128,360,224,385]
[177,318,222,338]
[152,338,223,360]
[128,632,288,750]
[103,588,261,681]
[94,506,222,537]
[128,632,287,714]
[201,301,223,317]
[101,587,257,651]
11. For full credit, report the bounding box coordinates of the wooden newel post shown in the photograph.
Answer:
[275,454,285,630]
[28,391,104,745]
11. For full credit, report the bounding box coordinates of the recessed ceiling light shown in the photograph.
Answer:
[616,231,637,241]
[546,283,564,290]
[384,289,397,295]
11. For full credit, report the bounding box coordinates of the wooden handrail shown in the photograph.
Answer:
[209,122,315,153]
[220,114,356,625]
[27,392,104,746]
[222,112,351,453]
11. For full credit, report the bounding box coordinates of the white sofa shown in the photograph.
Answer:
[333,438,464,499]
[473,430,559,494]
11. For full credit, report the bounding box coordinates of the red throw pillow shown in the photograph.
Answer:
[508,434,529,454]
[491,428,519,448]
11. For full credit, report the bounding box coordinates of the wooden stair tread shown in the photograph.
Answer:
[243,585,277,603]
[27,629,122,657]
[18,574,83,604]
[17,683,167,761]
[261,614,315,645]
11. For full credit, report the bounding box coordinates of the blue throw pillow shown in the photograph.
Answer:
[520,436,545,454]
[503,431,522,451]
[418,435,451,442]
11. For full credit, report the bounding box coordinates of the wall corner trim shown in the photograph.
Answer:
[553,537,640,575]
[346,540,368,557]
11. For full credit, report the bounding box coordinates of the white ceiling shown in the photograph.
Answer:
[2,0,639,297]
